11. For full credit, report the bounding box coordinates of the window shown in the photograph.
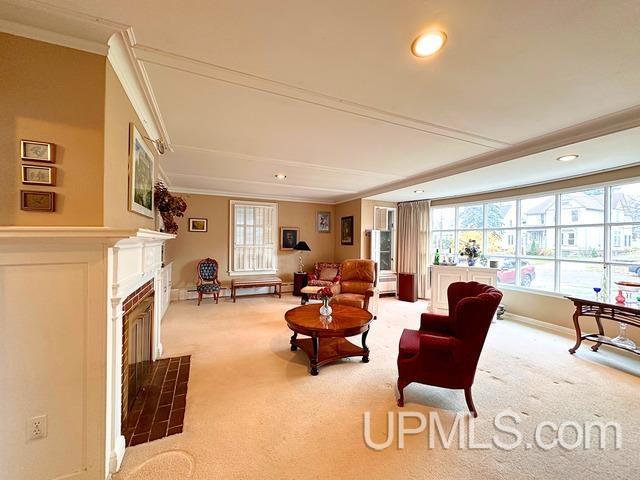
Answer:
[229,201,277,275]
[374,206,396,272]
[430,180,640,296]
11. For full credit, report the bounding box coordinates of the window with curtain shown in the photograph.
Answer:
[229,201,278,275]
[430,180,640,297]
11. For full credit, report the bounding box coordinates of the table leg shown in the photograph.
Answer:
[290,332,298,351]
[278,284,282,298]
[232,286,236,303]
[310,336,319,376]
[591,311,604,352]
[569,309,582,354]
[362,327,370,363]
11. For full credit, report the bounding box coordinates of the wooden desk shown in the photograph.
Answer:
[566,296,640,356]
[231,276,282,302]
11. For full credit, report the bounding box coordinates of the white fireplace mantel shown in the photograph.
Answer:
[0,226,174,480]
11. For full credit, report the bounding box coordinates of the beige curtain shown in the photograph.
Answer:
[397,200,431,299]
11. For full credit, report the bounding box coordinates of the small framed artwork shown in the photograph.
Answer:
[280,227,299,250]
[317,211,331,233]
[189,218,208,232]
[21,190,55,211]
[128,124,155,218]
[22,165,56,185]
[341,216,354,245]
[21,140,55,163]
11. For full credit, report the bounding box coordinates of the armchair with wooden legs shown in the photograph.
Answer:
[397,281,502,417]
[330,259,377,315]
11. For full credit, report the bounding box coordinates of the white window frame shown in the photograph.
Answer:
[429,177,640,297]
[229,200,278,276]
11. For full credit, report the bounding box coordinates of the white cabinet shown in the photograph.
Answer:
[430,265,498,314]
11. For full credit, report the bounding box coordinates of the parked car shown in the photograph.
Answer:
[497,260,536,287]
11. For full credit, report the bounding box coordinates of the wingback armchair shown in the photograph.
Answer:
[330,259,377,313]
[196,258,221,305]
[397,281,502,417]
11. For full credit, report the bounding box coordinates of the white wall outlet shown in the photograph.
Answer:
[28,415,47,440]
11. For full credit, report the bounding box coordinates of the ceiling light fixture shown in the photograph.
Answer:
[411,31,447,57]
[274,173,287,179]
[414,189,424,194]
[556,154,579,162]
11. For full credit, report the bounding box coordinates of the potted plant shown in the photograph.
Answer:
[460,240,481,267]
[153,182,187,234]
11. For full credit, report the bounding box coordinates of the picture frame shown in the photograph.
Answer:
[128,124,155,218]
[341,216,354,245]
[20,190,55,211]
[22,165,55,186]
[189,218,208,232]
[280,227,299,250]
[21,140,55,163]
[316,211,331,233]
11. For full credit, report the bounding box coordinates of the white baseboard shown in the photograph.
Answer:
[109,434,126,474]
[501,312,574,338]
[171,283,293,302]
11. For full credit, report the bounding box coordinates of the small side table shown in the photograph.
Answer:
[293,272,308,296]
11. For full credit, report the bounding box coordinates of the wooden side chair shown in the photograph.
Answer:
[196,258,221,305]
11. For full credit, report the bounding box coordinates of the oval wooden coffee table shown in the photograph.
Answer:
[285,303,373,375]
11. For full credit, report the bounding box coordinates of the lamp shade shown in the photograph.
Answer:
[293,241,311,252]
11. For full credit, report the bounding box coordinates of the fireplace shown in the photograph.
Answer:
[121,280,154,431]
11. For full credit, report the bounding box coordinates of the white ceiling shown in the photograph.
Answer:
[4,0,640,203]
[368,126,640,202]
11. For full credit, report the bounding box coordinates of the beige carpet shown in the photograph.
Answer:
[114,296,640,480]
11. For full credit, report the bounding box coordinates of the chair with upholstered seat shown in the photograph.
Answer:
[330,259,377,313]
[397,281,502,417]
[196,258,221,305]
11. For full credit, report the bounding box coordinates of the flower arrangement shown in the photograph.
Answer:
[460,240,481,266]
[318,286,334,316]
[154,182,187,234]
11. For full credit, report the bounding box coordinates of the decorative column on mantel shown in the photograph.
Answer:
[0,227,175,479]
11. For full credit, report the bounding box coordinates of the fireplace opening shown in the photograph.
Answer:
[121,281,155,433]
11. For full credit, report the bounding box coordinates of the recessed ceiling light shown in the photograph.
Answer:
[414,189,424,194]
[411,31,447,57]
[274,173,287,179]
[557,154,579,162]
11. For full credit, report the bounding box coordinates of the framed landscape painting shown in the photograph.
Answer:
[128,124,154,218]
[341,216,354,245]
[189,218,208,232]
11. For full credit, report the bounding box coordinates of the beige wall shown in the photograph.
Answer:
[0,33,105,226]
[432,166,640,340]
[103,62,155,229]
[334,199,362,262]
[360,199,397,260]
[165,193,336,288]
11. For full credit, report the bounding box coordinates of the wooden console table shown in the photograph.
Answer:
[566,296,640,356]
[231,276,282,302]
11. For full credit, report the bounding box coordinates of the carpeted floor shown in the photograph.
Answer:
[114,295,640,480]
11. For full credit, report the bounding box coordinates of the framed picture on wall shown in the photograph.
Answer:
[280,227,299,250]
[128,124,155,218]
[189,218,208,232]
[316,211,331,233]
[22,165,55,185]
[341,216,354,245]
[20,190,55,211]
[21,140,55,163]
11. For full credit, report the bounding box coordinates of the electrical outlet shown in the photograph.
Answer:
[28,415,47,440]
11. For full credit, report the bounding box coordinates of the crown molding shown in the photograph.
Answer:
[348,105,640,203]
[0,17,108,55]
[133,44,510,150]
[168,187,336,205]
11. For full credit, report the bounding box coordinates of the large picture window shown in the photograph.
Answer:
[229,201,278,275]
[430,180,640,297]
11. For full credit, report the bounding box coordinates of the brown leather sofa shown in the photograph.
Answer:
[330,259,377,313]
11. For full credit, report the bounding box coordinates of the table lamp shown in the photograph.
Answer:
[293,241,311,273]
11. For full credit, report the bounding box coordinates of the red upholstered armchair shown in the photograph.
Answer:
[397,281,502,417]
